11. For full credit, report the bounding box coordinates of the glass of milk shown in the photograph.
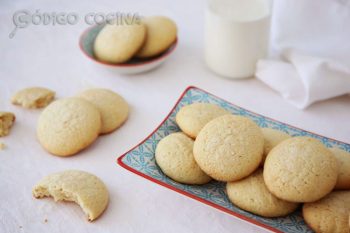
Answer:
[205,0,271,79]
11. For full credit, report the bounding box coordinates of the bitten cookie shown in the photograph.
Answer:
[33,170,109,221]
[264,137,338,203]
[303,191,350,233]
[155,132,211,184]
[0,112,15,137]
[94,20,146,63]
[136,16,177,58]
[260,128,291,165]
[193,115,264,182]
[176,103,230,138]
[227,169,299,217]
[77,88,129,134]
[37,98,101,156]
[11,87,55,108]
[330,148,350,190]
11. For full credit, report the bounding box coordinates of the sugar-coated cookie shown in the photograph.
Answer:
[303,191,350,233]
[136,16,177,58]
[33,170,109,221]
[330,148,350,190]
[193,115,264,182]
[94,20,146,63]
[155,132,211,184]
[11,87,55,108]
[0,112,15,137]
[77,88,129,134]
[37,98,101,156]
[264,137,338,203]
[260,128,291,165]
[227,169,299,217]
[176,103,230,138]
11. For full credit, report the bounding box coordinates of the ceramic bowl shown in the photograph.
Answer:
[79,24,177,75]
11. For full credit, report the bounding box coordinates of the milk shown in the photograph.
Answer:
[205,0,271,79]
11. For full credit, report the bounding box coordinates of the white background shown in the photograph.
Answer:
[1,0,350,233]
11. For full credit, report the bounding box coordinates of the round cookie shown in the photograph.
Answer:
[193,115,264,182]
[226,169,299,217]
[260,128,291,166]
[155,132,211,185]
[303,191,350,233]
[11,87,55,108]
[77,88,129,134]
[37,98,101,156]
[136,16,177,58]
[176,103,230,138]
[33,170,109,221]
[330,148,350,190]
[263,137,338,203]
[94,20,146,63]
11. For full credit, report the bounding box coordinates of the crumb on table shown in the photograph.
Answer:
[0,142,5,150]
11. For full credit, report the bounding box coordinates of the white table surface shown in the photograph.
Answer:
[1,0,350,232]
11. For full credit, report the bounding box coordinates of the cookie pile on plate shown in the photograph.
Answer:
[155,103,350,233]
[94,16,177,64]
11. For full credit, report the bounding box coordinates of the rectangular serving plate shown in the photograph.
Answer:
[117,86,350,233]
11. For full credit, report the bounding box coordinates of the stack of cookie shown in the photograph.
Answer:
[155,102,350,233]
[37,88,129,156]
[94,16,177,64]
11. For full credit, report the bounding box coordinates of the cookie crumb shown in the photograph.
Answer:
[44,219,48,223]
[0,112,15,137]
[0,142,5,150]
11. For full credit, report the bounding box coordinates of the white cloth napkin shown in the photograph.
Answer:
[256,0,350,109]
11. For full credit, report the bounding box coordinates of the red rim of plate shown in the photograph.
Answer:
[117,86,349,233]
[78,24,178,67]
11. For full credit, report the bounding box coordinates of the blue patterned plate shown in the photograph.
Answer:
[117,86,350,233]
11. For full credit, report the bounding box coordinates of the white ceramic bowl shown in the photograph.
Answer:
[79,24,177,75]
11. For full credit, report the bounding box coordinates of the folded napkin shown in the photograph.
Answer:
[256,0,350,109]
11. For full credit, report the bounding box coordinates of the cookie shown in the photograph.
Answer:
[37,98,101,156]
[303,191,350,233]
[260,128,291,165]
[330,148,350,190]
[193,115,264,182]
[155,132,211,185]
[226,169,299,217]
[263,137,338,203]
[136,16,177,58]
[77,88,129,134]
[94,19,146,63]
[11,87,55,108]
[176,103,230,138]
[33,170,109,221]
[0,112,15,137]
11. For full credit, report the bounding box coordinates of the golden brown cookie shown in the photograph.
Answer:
[37,98,101,156]
[330,148,350,190]
[33,170,109,221]
[11,87,55,108]
[227,169,299,217]
[193,115,264,182]
[303,191,350,233]
[176,103,230,138]
[94,20,146,63]
[264,137,338,203]
[136,16,177,58]
[77,88,129,134]
[155,132,211,184]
